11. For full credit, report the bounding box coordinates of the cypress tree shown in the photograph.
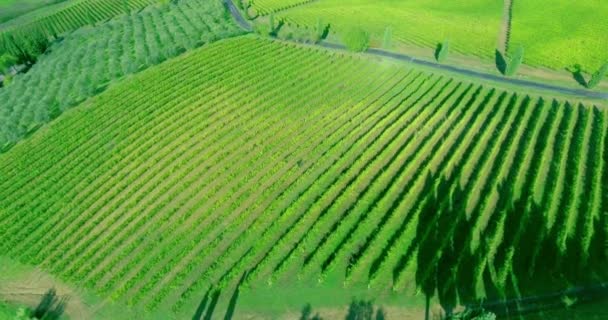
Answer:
[587,62,608,89]
[505,46,524,76]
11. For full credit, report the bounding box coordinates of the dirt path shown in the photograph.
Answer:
[498,0,514,53]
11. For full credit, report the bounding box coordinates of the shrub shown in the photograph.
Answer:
[382,27,392,50]
[342,28,369,52]
[0,54,18,75]
[313,18,329,43]
[436,40,449,62]
[505,46,524,76]
[587,62,608,89]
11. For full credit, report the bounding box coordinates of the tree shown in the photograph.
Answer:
[505,46,524,76]
[436,40,449,62]
[382,27,392,50]
[0,54,18,75]
[342,28,369,52]
[587,62,608,89]
[313,18,329,43]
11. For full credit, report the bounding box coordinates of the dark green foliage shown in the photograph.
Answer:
[382,27,392,49]
[449,308,497,320]
[31,289,66,320]
[505,46,524,76]
[0,54,18,74]
[435,40,449,62]
[346,300,373,320]
[495,50,507,74]
[313,18,329,43]
[587,62,608,89]
[268,14,284,37]
[342,28,369,52]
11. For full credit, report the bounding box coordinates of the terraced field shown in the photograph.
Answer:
[0,0,65,24]
[0,0,160,56]
[0,36,606,317]
[0,0,242,150]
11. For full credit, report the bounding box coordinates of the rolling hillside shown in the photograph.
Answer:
[0,35,606,318]
[0,0,243,150]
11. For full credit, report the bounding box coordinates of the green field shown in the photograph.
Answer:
[0,0,65,24]
[509,0,608,71]
[0,0,161,57]
[250,0,608,73]
[0,35,606,318]
[269,0,502,60]
[0,0,607,318]
[0,0,242,149]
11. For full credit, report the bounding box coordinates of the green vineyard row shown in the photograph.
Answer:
[0,36,605,316]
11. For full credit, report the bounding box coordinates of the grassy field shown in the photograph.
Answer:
[509,0,608,72]
[0,0,161,57]
[0,35,605,318]
[251,0,608,74]
[0,0,242,150]
[0,0,66,24]
[267,0,502,60]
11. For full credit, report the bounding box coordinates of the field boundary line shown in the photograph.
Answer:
[321,43,608,101]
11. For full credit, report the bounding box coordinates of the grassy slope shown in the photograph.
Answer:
[509,0,608,72]
[0,0,66,24]
[272,0,502,60]
[0,36,606,318]
[0,0,243,149]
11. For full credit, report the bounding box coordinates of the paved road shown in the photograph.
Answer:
[224,0,607,101]
[224,0,252,31]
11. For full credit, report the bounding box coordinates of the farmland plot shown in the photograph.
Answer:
[0,0,243,150]
[0,36,606,317]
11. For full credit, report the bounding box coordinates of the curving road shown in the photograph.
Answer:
[224,0,607,101]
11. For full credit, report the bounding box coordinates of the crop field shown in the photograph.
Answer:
[0,0,65,24]
[267,0,502,60]
[0,0,160,56]
[0,35,606,318]
[0,0,242,150]
[509,0,608,71]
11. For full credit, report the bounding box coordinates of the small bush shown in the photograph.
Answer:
[505,46,524,76]
[313,18,329,43]
[342,28,369,52]
[436,40,449,62]
[587,62,608,89]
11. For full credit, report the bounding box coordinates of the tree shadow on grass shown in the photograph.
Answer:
[567,65,588,88]
[31,288,66,320]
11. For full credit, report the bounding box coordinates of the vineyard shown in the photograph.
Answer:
[0,0,160,57]
[0,0,242,150]
[0,36,606,317]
